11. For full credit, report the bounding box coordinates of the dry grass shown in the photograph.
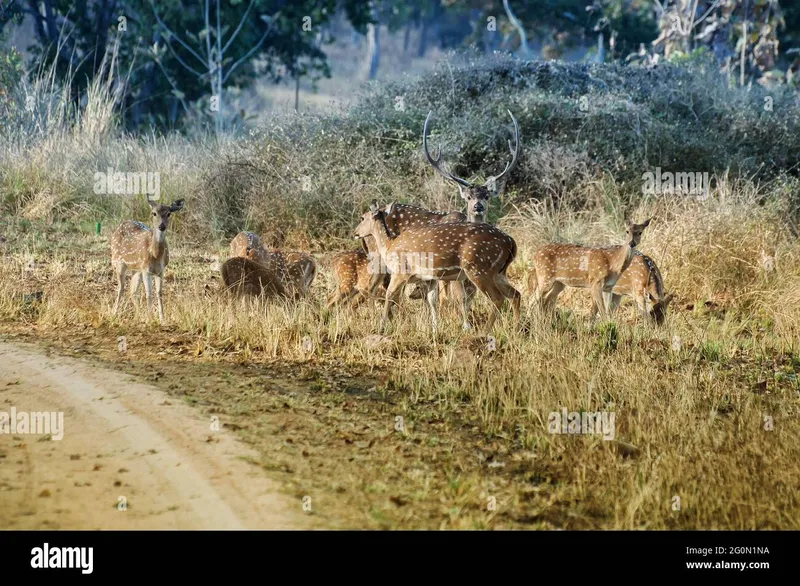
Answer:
[1,188,798,530]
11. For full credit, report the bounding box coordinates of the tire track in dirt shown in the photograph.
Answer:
[0,341,313,529]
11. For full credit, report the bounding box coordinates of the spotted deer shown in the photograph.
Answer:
[229,232,316,299]
[327,204,464,309]
[422,109,520,224]
[409,109,521,303]
[326,243,389,309]
[230,231,261,259]
[110,197,185,323]
[353,202,520,334]
[528,219,652,319]
[588,251,674,325]
[221,256,288,302]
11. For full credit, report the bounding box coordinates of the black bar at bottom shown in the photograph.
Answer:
[0,530,793,579]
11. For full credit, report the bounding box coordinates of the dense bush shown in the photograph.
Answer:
[3,52,800,247]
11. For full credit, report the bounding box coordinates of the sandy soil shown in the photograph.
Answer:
[0,341,314,530]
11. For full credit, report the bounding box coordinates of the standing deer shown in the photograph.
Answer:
[410,109,521,303]
[353,202,520,334]
[528,219,652,319]
[588,251,674,325]
[326,204,463,309]
[329,110,521,312]
[110,197,184,323]
[422,109,520,224]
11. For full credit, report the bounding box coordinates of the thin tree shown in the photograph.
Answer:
[150,0,279,135]
[503,0,530,58]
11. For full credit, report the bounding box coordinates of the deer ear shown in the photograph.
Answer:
[369,200,379,213]
[641,217,651,228]
[170,199,185,212]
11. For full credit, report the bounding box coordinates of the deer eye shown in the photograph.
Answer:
[152,212,157,216]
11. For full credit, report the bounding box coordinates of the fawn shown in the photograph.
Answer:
[326,241,390,309]
[353,202,520,334]
[528,219,651,319]
[588,251,674,324]
[110,197,184,323]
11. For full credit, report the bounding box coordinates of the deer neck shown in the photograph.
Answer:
[149,228,168,262]
[609,243,635,276]
[368,216,396,259]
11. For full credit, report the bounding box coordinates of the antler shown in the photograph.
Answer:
[485,110,521,188]
[422,111,473,188]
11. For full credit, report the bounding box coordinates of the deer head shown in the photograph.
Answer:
[650,292,674,325]
[423,110,520,223]
[147,197,184,236]
[353,201,388,242]
[626,218,651,248]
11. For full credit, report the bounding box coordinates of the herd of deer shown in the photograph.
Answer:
[109,110,673,335]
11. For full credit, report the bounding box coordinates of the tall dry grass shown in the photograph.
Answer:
[1,48,799,528]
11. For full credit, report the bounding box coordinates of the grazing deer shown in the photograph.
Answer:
[110,197,185,323]
[353,202,520,334]
[588,251,674,325]
[221,256,288,302]
[528,219,652,319]
[228,232,316,299]
[230,231,261,259]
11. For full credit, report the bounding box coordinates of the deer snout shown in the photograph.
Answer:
[473,202,485,214]
[159,223,167,231]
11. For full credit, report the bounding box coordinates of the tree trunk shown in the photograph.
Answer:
[403,22,412,54]
[597,31,605,63]
[418,18,429,57]
[364,23,380,81]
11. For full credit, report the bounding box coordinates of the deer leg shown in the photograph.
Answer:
[460,278,476,331]
[129,271,143,313]
[481,282,507,333]
[542,281,565,312]
[154,274,165,324]
[112,263,127,315]
[633,289,650,323]
[348,290,369,310]
[325,289,341,309]
[379,274,410,334]
[466,272,506,333]
[142,273,154,319]
[590,281,608,321]
[423,281,439,333]
[494,273,521,325]
[591,291,612,322]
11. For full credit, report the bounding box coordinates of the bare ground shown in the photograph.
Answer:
[0,340,316,529]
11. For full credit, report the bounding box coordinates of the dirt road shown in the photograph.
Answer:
[0,341,313,530]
